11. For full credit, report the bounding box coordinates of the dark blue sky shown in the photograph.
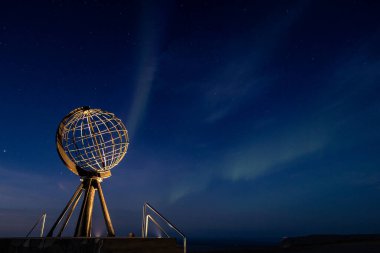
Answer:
[1,0,380,240]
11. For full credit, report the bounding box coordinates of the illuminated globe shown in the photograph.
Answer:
[56,106,129,178]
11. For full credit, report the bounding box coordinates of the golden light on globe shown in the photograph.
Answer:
[56,106,129,178]
[48,106,129,237]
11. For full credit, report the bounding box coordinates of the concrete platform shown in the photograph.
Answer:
[0,237,183,253]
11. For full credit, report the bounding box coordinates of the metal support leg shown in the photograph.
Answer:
[47,183,83,237]
[75,178,96,237]
[57,189,83,237]
[96,180,115,237]
[142,203,146,237]
[49,177,116,238]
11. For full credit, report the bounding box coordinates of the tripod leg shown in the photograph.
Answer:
[57,189,83,237]
[75,178,96,237]
[47,182,83,237]
[90,217,93,237]
[96,180,115,237]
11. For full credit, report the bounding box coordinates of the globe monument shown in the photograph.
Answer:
[47,106,129,237]
[0,106,186,253]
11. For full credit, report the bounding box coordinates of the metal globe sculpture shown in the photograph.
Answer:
[48,106,129,238]
[56,106,129,178]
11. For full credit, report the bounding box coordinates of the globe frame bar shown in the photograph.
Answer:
[49,106,127,238]
[56,106,129,177]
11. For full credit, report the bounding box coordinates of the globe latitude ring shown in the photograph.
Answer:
[56,106,129,178]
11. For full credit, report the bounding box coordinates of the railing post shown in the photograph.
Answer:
[142,203,187,253]
[26,213,47,238]
[142,203,146,238]
[145,215,150,237]
[40,214,46,237]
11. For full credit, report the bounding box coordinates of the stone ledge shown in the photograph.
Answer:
[0,237,183,253]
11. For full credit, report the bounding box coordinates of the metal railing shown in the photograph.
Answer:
[142,203,186,253]
[26,213,47,237]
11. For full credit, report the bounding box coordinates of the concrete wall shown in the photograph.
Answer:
[0,237,183,253]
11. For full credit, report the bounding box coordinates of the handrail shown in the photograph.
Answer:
[145,214,170,238]
[26,213,47,237]
[142,203,186,253]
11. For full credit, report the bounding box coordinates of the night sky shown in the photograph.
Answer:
[1,0,380,241]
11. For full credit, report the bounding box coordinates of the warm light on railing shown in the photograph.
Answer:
[142,203,187,253]
[26,213,46,237]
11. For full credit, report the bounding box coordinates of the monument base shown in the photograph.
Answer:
[0,237,182,253]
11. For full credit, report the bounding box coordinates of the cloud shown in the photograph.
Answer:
[224,127,327,181]
[0,166,73,209]
[203,65,271,123]
[0,208,45,236]
[169,169,213,203]
[127,58,157,136]
[201,1,310,123]
[165,120,329,202]
[127,2,169,136]
[127,1,379,206]
[220,31,380,183]
[0,166,78,235]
